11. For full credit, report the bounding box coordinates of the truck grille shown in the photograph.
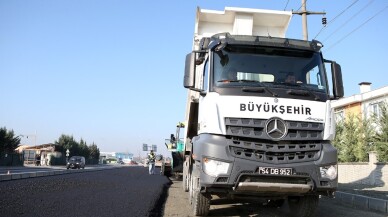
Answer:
[228,139,321,164]
[225,117,324,141]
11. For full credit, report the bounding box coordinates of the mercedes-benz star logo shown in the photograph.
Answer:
[265,118,287,140]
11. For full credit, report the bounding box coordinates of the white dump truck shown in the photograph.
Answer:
[182,7,343,217]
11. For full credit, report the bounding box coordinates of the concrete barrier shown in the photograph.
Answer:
[0,165,124,182]
[11,174,21,180]
[21,173,30,179]
[0,174,11,181]
[369,198,388,213]
[335,191,388,214]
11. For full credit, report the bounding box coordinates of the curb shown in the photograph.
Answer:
[335,191,388,214]
[0,166,121,182]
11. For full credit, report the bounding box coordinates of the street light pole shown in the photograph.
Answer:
[23,133,37,146]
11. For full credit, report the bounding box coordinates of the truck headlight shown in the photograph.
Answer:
[320,165,337,180]
[203,158,229,177]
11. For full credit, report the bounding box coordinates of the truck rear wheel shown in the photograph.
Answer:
[192,189,210,216]
[288,195,319,217]
[188,172,194,205]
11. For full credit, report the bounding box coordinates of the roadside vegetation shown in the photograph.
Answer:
[55,134,100,162]
[333,103,388,162]
[0,130,100,163]
[0,127,21,155]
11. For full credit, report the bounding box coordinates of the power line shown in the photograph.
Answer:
[325,5,388,52]
[322,0,375,43]
[284,0,290,11]
[314,0,360,39]
[328,0,359,25]
[295,0,308,11]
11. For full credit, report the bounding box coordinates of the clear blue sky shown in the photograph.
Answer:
[1,0,387,157]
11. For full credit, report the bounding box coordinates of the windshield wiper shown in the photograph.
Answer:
[234,80,280,97]
[217,79,259,83]
[267,82,321,100]
[217,79,278,97]
[287,88,320,101]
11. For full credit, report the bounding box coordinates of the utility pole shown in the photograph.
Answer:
[292,0,326,40]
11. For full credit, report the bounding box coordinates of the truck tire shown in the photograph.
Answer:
[188,172,194,205]
[182,159,189,192]
[192,189,210,216]
[288,195,319,217]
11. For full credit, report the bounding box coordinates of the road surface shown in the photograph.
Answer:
[0,167,169,217]
[163,179,387,217]
[1,167,386,217]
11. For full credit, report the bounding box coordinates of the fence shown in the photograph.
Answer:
[0,153,24,166]
[338,152,388,187]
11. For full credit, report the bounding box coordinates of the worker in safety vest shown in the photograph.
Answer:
[147,150,156,175]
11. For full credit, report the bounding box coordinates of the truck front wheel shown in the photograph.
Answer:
[288,195,319,217]
[192,189,210,216]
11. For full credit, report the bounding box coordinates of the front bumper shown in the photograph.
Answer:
[192,134,337,196]
[67,163,80,169]
[236,182,311,193]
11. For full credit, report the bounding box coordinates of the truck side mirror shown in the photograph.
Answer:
[331,62,344,98]
[184,52,196,88]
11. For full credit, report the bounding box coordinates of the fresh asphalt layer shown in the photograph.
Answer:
[1,165,387,215]
[0,166,170,217]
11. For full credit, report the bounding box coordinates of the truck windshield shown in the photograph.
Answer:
[213,46,328,94]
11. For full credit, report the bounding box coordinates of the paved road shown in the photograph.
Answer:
[2,166,386,217]
[0,164,120,175]
[0,167,170,217]
[163,179,387,217]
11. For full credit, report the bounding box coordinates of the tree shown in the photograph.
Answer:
[373,103,388,162]
[79,138,90,158]
[55,134,100,161]
[88,143,100,160]
[55,134,80,156]
[333,114,373,162]
[334,102,388,163]
[0,127,21,154]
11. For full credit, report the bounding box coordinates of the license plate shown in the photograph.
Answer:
[257,167,293,176]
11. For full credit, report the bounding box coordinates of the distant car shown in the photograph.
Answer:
[67,156,85,169]
[118,160,125,164]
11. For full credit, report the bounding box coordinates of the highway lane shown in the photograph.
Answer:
[0,164,122,175]
[0,167,170,217]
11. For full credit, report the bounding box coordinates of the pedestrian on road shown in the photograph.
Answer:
[40,153,45,166]
[46,154,51,166]
[148,150,156,175]
[35,153,40,166]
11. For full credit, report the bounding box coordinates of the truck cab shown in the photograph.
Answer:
[182,7,343,217]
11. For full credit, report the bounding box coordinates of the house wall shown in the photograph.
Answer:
[344,102,361,117]
[338,152,387,187]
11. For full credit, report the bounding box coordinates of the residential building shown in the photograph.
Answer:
[100,152,133,164]
[331,82,388,124]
